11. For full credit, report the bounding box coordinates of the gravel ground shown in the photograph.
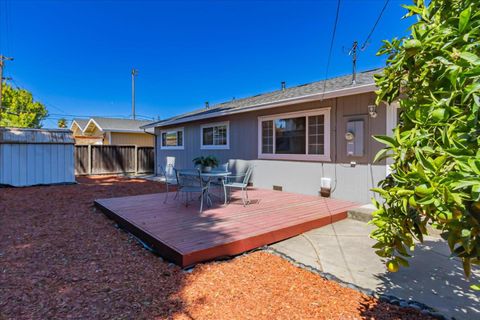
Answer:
[0,176,433,319]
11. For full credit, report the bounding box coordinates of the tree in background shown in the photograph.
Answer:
[57,118,68,128]
[372,0,480,283]
[0,84,48,128]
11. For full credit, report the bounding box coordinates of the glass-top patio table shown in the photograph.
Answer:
[178,170,231,205]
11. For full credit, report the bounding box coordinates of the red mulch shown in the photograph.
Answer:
[0,176,433,319]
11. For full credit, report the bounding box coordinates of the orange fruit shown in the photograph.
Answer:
[387,260,399,273]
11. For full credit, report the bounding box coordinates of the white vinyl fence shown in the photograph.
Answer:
[0,128,75,187]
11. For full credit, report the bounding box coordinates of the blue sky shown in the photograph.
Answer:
[0,0,413,128]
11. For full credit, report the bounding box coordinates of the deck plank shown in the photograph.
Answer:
[95,188,357,268]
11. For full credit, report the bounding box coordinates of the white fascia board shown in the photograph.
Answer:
[84,118,104,133]
[69,120,82,131]
[148,83,376,129]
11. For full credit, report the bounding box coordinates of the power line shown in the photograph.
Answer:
[8,77,72,116]
[360,0,390,50]
[6,77,71,117]
[7,77,155,123]
[321,0,341,99]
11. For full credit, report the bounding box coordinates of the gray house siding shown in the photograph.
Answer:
[155,92,389,204]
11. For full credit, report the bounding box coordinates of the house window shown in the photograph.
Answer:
[261,121,274,154]
[258,109,330,161]
[160,128,184,150]
[308,115,325,155]
[275,117,306,154]
[201,121,229,149]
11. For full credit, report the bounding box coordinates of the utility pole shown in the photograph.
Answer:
[347,41,358,85]
[131,68,138,120]
[0,55,14,112]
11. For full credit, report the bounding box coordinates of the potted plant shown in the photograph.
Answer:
[192,155,219,173]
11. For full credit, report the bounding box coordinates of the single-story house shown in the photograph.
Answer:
[70,117,154,146]
[142,68,398,204]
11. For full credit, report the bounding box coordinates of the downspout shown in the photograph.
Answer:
[320,97,339,197]
[331,97,339,194]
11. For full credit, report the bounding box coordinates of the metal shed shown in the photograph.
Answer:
[0,128,75,187]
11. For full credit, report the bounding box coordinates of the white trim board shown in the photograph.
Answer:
[385,102,400,176]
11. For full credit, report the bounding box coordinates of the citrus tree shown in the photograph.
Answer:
[371,0,480,281]
[0,84,48,128]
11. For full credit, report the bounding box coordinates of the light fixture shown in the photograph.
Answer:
[368,104,378,118]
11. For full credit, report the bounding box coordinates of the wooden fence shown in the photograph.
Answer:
[75,145,154,175]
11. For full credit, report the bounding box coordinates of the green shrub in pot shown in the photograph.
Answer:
[192,156,219,172]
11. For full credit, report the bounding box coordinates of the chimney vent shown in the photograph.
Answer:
[205,101,209,109]
[281,81,286,91]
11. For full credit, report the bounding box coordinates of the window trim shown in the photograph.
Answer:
[200,121,230,150]
[257,108,331,161]
[160,127,185,150]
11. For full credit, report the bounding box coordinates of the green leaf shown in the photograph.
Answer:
[468,159,480,175]
[373,135,399,148]
[396,256,410,267]
[402,4,422,15]
[464,82,480,102]
[409,196,417,207]
[450,192,464,206]
[373,148,390,163]
[415,150,437,172]
[416,196,435,205]
[452,180,480,190]
[460,52,480,65]
[372,188,389,198]
[458,7,471,32]
[472,185,480,202]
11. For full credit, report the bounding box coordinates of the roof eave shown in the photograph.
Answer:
[103,129,154,133]
[148,83,376,129]
[70,120,85,131]
[140,121,158,129]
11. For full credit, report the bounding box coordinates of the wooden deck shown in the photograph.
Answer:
[95,189,357,268]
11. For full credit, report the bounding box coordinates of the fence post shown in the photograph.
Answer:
[87,145,92,175]
[134,145,138,176]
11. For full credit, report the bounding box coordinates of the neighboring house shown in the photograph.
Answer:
[70,117,154,146]
[142,69,398,204]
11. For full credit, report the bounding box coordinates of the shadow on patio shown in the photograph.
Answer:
[372,239,480,319]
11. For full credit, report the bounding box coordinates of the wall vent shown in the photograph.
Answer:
[273,185,283,191]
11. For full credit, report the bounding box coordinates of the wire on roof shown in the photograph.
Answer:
[360,0,390,50]
[321,0,341,100]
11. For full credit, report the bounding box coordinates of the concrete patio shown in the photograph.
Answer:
[270,219,480,320]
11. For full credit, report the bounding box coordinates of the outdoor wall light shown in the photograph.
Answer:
[368,104,378,118]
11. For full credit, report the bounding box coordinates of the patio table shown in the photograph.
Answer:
[179,170,231,205]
